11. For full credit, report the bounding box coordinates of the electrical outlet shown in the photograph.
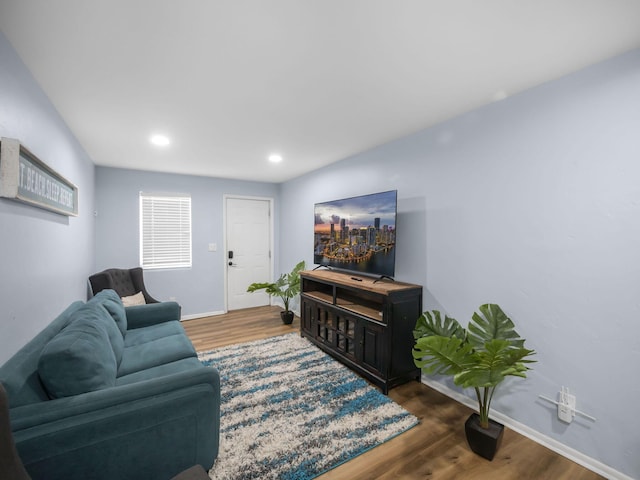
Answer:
[169,296,176,301]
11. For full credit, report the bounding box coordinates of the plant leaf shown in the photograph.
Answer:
[247,282,274,293]
[413,310,465,340]
[413,335,473,376]
[467,303,524,350]
[454,339,535,388]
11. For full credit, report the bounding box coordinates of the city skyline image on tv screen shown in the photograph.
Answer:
[314,190,397,278]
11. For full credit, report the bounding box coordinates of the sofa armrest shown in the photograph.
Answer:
[10,366,219,480]
[10,366,217,430]
[125,301,181,329]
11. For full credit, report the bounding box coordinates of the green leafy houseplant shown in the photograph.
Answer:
[247,260,305,324]
[412,304,535,431]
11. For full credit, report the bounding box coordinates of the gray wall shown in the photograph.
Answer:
[279,49,640,478]
[0,32,96,364]
[95,166,279,316]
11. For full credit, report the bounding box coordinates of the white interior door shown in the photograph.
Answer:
[225,196,273,311]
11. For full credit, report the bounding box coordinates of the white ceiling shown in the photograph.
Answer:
[2,1,640,183]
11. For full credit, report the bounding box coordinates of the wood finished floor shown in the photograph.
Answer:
[183,306,603,480]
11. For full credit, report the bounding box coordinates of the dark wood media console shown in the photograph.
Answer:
[300,270,422,394]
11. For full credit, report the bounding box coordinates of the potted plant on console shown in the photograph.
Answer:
[412,303,535,460]
[247,260,306,325]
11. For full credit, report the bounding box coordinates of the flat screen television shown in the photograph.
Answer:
[314,190,397,279]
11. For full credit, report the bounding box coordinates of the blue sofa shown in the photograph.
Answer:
[0,290,220,480]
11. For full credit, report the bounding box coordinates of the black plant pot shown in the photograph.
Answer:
[280,310,294,325]
[464,413,504,461]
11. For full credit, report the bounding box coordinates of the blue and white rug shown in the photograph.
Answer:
[198,333,418,480]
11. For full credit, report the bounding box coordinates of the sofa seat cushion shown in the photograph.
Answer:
[124,321,186,347]
[38,308,118,399]
[117,334,197,377]
[115,357,204,386]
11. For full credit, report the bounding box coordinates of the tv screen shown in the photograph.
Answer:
[314,190,397,279]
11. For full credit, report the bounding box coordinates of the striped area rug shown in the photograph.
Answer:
[198,333,418,480]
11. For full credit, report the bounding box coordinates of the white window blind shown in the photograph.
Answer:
[140,193,192,269]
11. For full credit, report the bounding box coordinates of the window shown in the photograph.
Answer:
[140,193,192,269]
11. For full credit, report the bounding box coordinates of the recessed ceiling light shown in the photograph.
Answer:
[492,90,508,102]
[268,154,283,163]
[150,134,171,147]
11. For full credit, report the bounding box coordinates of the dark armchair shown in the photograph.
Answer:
[89,267,159,303]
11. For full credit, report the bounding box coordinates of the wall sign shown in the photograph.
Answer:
[0,137,78,216]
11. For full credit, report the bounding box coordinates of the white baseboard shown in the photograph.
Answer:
[421,378,632,480]
[181,304,299,322]
[180,310,225,321]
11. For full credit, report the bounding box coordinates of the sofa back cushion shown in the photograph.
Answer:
[88,289,127,337]
[0,302,85,408]
[38,305,118,399]
[93,304,125,365]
